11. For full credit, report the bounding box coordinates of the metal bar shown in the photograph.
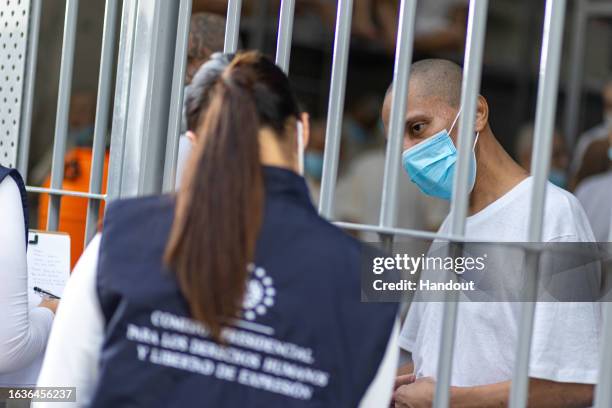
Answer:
[224,0,243,53]
[378,0,417,232]
[594,304,612,407]
[593,131,612,408]
[509,1,567,407]
[433,1,489,406]
[46,0,80,231]
[106,0,138,201]
[318,0,354,218]
[334,221,465,243]
[563,0,586,150]
[27,186,106,200]
[17,0,42,179]
[275,0,296,73]
[84,0,119,245]
[162,0,192,193]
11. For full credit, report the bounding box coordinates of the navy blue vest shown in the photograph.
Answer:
[0,166,28,247]
[93,166,397,407]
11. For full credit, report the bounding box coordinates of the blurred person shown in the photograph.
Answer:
[383,59,599,407]
[575,131,612,242]
[36,52,399,407]
[30,91,96,186]
[376,0,468,54]
[175,12,228,188]
[33,91,108,269]
[0,166,58,388]
[515,123,570,189]
[335,148,449,240]
[185,13,227,85]
[38,149,109,269]
[343,94,385,160]
[303,119,327,204]
[569,80,612,176]
[569,136,611,191]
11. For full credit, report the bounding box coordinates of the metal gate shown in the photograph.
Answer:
[2,0,612,406]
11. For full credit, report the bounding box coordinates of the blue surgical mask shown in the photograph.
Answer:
[304,152,324,181]
[548,168,567,189]
[401,110,478,200]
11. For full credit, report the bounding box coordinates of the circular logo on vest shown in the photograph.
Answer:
[242,264,276,321]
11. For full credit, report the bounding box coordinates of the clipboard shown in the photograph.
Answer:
[27,230,71,308]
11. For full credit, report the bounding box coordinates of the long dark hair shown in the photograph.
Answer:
[165,51,300,340]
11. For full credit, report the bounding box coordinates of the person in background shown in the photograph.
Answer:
[0,166,58,390]
[35,52,399,407]
[570,80,612,177]
[175,12,227,188]
[30,92,97,186]
[569,136,611,191]
[303,119,327,204]
[33,91,108,269]
[575,130,612,242]
[515,123,570,189]
[386,59,599,407]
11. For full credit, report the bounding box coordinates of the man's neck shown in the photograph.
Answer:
[468,129,529,216]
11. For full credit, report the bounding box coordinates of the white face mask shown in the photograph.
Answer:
[297,121,304,175]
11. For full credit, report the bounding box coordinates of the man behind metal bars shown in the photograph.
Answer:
[382,59,600,407]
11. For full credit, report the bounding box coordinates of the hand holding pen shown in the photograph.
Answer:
[34,287,61,314]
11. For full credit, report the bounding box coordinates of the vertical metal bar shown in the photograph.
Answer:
[275,0,296,73]
[593,152,612,408]
[17,0,42,179]
[378,0,417,232]
[433,1,489,407]
[318,0,354,218]
[224,0,243,53]
[162,0,192,193]
[563,0,586,150]
[107,0,138,201]
[83,0,119,245]
[509,1,567,407]
[594,303,612,407]
[47,0,80,231]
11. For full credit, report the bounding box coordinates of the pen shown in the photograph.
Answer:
[33,286,61,300]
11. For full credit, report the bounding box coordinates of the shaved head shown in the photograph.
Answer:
[410,59,462,107]
[387,59,463,108]
[382,58,488,151]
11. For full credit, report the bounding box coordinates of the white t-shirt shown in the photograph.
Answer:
[35,235,399,407]
[0,176,54,386]
[399,177,601,386]
[575,170,612,242]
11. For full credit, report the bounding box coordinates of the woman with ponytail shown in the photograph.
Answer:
[36,52,399,408]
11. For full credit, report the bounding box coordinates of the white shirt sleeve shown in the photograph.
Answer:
[34,235,104,408]
[358,319,400,407]
[0,176,54,374]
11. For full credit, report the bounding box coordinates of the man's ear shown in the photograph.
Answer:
[300,112,310,148]
[186,130,197,144]
[475,95,489,133]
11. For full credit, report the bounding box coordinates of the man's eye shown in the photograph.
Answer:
[412,123,425,133]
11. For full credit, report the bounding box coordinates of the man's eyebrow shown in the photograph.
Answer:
[404,112,430,125]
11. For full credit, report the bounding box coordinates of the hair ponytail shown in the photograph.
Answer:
[165,70,263,341]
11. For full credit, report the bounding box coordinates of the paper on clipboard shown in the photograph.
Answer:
[27,230,70,308]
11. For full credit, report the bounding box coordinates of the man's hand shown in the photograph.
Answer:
[39,298,59,314]
[393,377,435,408]
[390,374,416,407]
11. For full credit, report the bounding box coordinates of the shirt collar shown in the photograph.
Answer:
[262,166,315,210]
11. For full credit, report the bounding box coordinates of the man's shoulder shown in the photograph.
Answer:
[543,183,594,241]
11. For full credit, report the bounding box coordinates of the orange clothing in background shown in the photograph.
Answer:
[39,148,109,269]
